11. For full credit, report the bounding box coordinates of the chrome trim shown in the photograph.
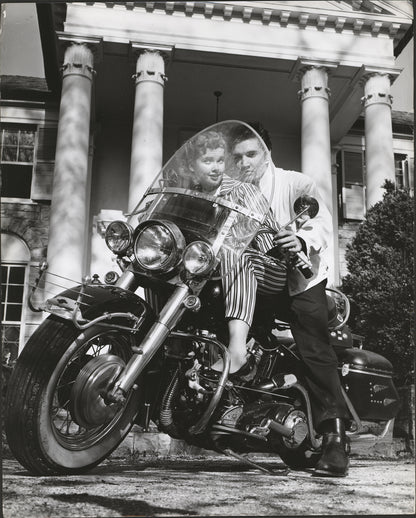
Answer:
[104,220,134,255]
[338,366,393,378]
[114,284,191,395]
[133,219,185,273]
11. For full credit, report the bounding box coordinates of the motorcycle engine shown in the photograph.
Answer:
[218,400,309,450]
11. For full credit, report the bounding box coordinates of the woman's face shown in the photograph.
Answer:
[192,147,225,193]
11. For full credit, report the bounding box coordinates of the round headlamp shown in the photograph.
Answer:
[134,221,185,273]
[183,241,216,276]
[105,221,133,255]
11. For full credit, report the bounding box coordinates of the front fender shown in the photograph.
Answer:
[43,284,155,336]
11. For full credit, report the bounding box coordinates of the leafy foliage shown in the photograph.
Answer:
[342,181,414,384]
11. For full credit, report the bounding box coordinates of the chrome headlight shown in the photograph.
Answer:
[105,221,133,255]
[183,241,216,276]
[134,221,185,273]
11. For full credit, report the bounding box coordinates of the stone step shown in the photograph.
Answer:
[111,424,412,460]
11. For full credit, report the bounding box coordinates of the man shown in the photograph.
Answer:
[230,123,350,478]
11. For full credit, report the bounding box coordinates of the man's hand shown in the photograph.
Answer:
[273,228,302,253]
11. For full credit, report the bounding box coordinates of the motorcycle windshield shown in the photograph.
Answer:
[128,121,275,272]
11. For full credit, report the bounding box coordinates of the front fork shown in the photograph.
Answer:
[107,272,196,403]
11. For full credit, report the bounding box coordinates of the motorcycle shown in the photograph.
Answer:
[5,121,400,476]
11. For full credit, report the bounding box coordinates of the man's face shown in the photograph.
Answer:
[232,137,266,182]
[192,147,225,193]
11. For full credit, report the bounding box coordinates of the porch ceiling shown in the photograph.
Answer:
[95,42,366,145]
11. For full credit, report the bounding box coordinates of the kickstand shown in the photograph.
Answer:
[220,448,289,476]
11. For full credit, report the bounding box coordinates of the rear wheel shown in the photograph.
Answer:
[277,440,321,469]
[269,405,322,470]
[5,317,142,475]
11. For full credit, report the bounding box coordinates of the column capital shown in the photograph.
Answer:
[289,57,339,82]
[129,42,174,65]
[360,65,402,85]
[290,58,338,102]
[56,33,103,80]
[360,68,400,109]
[129,43,174,86]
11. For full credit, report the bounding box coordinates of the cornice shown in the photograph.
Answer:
[81,1,412,45]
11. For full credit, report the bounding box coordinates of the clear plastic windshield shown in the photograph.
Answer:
[128,121,274,272]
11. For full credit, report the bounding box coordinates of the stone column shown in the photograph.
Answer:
[331,149,340,285]
[128,44,171,212]
[46,40,98,286]
[297,63,338,285]
[298,65,333,212]
[362,73,395,209]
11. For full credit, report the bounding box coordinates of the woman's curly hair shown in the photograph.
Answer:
[184,131,227,166]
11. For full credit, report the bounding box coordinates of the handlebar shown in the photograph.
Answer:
[260,208,314,279]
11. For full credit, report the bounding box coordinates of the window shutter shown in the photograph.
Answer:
[32,126,57,201]
[36,127,57,161]
[31,162,54,200]
[408,158,414,191]
[342,150,365,220]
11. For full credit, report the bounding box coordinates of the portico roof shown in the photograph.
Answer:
[35,1,413,148]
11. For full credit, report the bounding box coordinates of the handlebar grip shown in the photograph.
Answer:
[298,263,314,278]
[294,251,314,279]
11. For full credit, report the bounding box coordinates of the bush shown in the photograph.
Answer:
[342,181,414,385]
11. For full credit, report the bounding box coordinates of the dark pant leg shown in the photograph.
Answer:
[289,281,350,430]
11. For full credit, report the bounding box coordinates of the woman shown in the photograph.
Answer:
[185,131,287,377]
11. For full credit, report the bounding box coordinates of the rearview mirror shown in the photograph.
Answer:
[294,195,319,219]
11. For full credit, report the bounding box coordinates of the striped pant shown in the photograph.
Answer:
[221,248,287,326]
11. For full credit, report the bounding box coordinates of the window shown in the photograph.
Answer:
[1,233,31,364]
[1,126,36,199]
[1,264,26,364]
[395,154,411,189]
[337,149,365,220]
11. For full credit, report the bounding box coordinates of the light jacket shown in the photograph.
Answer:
[260,166,333,296]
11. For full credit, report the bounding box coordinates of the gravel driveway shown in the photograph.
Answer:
[2,454,415,517]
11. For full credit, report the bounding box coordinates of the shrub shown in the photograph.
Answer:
[342,181,414,385]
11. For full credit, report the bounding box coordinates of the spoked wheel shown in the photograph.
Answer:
[5,317,143,475]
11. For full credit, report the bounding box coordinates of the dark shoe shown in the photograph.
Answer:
[201,356,257,383]
[313,418,349,477]
[229,355,257,382]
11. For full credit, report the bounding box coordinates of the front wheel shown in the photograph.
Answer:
[5,317,143,475]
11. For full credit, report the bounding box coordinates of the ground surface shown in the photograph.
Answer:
[2,455,415,517]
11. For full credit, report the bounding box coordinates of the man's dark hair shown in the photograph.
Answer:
[248,122,272,151]
[229,121,272,151]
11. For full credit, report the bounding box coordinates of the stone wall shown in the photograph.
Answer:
[1,201,50,261]
[1,200,51,350]
[395,384,415,455]
[338,221,361,279]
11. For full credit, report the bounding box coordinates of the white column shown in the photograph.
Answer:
[298,65,336,285]
[362,73,395,209]
[128,45,171,212]
[47,42,96,285]
[331,149,340,286]
[299,65,333,212]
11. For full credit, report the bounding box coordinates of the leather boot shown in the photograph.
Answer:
[314,418,349,477]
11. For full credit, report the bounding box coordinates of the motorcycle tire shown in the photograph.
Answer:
[5,316,142,475]
[277,442,321,470]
